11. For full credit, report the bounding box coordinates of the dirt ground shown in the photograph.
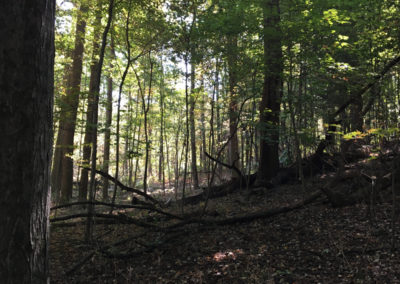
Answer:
[50,181,400,283]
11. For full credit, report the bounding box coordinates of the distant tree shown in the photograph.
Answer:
[0,0,54,282]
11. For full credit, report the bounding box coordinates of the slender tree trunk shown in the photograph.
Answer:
[111,3,132,207]
[257,0,283,183]
[132,122,142,189]
[102,31,115,201]
[79,0,103,201]
[57,2,88,203]
[189,60,199,188]
[200,79,207,176]
[165,124,172,187]
[227,35,240,179]
[182,54,190,212]
[148,126,153,178]
[135,55,153,195]
[209,60,219,181]
[125,91,133,187]
[174,116,182,198]
[159,60,166,191]
[132,90,142,189]
[51,125,64,202]
[0,0,54,281]
[85,0,114,243]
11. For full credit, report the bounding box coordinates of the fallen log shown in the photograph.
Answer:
[174,173,257,206]
[168,191,323,230]
[50,200,183,220]
[50,212,160,229]
[212,191,322,225]
[320,170,393,208]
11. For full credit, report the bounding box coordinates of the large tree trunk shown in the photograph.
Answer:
[257,0,283,183]
[58,2,88,203]
[79,0,103,202]
[0,0,54,282]
[51,51,72,202]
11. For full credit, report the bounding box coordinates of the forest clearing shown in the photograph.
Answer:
[2,0,400,283]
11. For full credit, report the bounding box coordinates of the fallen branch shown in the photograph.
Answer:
[204,151,244,180]
[51,201,151,210]
[172,173,257,206]
[81,166,161,205]
[50,212,160,229]
[168,191,322,230]
[212,191,322,225]
[50,201,182,220]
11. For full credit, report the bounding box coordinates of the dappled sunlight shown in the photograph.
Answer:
[209,249,244,262]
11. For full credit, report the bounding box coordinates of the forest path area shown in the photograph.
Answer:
[50,178,400,283]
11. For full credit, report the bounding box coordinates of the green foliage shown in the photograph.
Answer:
[53,0,400,186]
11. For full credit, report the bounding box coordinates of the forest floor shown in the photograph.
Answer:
[50,177,400,283]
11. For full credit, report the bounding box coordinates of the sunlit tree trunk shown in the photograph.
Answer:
[56,1,88,203]
[102,31,115,201]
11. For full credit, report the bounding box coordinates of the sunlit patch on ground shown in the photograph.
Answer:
[210,249,244,262]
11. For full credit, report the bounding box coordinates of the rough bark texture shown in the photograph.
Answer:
[257,0,283,183]
[0,0,54,282]
[57,2,88,203]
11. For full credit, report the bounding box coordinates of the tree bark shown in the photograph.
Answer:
[79,0,103,202]
[51,50,72,202]
[102,31,115,201]
[58,2,88,203]
[257,0,283,183]
[0,0,54,282]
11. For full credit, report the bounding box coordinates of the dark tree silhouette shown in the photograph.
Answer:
[0,1,54,282]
